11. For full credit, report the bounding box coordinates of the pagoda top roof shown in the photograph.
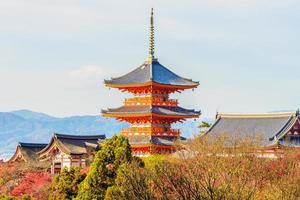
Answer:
[104,59,199,88]
[104,9,198,90]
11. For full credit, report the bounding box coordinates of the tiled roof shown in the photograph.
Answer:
[127,135,185,146]
[206,112,299,147]
[102,105,200,117]
[38,133,106,156]
[19,142,48,149]
[9,142,48,162]
[104,59,199,87]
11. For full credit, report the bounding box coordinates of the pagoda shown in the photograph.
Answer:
[102,9,200,156]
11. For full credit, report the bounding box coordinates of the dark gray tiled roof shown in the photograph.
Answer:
[104,59,199,87]
[206,112,299,147]
[9,142,48,162]
[39,133,106,155]
[151,136,177,146]
[127,135,185,146]
[103,105,200,116]
[19,142,48,149]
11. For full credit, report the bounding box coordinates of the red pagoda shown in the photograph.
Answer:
[102,9,200,156]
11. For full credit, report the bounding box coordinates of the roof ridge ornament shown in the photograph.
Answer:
[146,8,156,63]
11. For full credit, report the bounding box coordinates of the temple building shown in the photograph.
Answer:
[38,133,105,174]
[102,9,200,156]
[205,111,300,157]
[8,142,47,163]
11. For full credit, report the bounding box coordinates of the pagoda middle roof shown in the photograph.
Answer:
[102,105,200,117]
[104,59,199,87]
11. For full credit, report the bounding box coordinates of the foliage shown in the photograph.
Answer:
[142,154,166,170]
[49,167,85,200]
[0,162,49,196]
[105,160,151,200]
[1,135,300,199]
[20,195,33,200]
[0,195,16,200]
[11,172,51,199]
[76,135,132,200]
[199,121,212,134]
[102,136,300,200]
[199,121,212,128]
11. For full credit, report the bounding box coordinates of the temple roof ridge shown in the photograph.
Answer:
[18,142,48,148]
[206,110,300,147]
[38,133,106,157]
[216,111,297,119]
[53,133,105,140]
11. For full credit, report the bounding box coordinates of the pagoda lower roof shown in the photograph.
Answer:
[104,59,199,88]
[127,135,187,146]
[102,105,200,118]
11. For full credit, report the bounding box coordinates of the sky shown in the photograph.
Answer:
[0,0,300,119]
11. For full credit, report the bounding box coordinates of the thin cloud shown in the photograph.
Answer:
[68,65,108,79]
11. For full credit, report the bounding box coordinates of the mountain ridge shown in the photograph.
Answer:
[0,110,207,160]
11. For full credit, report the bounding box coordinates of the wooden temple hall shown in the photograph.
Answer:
[102,9,201,156]
[205,111,300,157]
[9,133,106,174]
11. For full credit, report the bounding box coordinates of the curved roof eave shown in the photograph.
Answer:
[104,60,199,88]
[273,116,300,141]
[8,146,25,163]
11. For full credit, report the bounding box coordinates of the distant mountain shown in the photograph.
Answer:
[0,110,212,160]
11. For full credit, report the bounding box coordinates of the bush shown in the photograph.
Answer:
[0,161,50,196]
[11,172,52,199]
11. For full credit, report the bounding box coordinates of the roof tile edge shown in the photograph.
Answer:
[217,111,297,119]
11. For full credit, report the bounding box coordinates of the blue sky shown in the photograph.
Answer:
[0,0,300,118]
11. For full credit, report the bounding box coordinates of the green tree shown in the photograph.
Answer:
[0,196,16,200]
[49,167,85,200]
[21,195,33,200]
[199,121,212,134]
[105,160,152,200]
[76,135,132,200]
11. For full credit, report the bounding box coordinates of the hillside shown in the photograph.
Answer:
[0,110,207,160]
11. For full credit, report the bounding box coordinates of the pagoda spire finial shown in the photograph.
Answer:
[147,8,155,62]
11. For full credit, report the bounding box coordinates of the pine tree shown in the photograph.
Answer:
[105,159,151,200]
[76,135,132,200]
[49,167,85,200]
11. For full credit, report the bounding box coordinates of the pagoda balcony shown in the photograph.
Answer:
[124,97,178,107]
[121,127,180,136]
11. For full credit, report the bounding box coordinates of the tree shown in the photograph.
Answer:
[49,167,85,200]
[199,121,212,134]
[0,196,16,200]
[105,159,150,200]
[76,135,132,200]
